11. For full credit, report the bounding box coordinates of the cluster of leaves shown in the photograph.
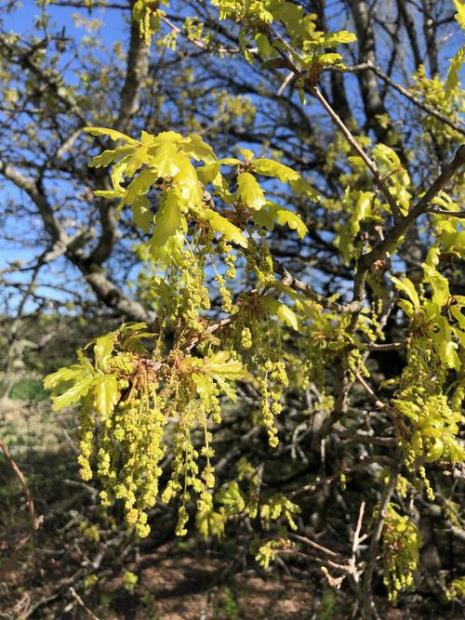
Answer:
[44,124,315,539]
[44,322,249,537]
[133,0,212,50]
[447,576,465,600]
[392,247,465,469]
[334,142,412,263]
[196,456,300,546]
[212,0,356,73]
[412,66,465,161]
[84,126,308,260]
[382,503,421,604]
[133,0,169,46]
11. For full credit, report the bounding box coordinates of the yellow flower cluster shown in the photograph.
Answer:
[383,504,421,604]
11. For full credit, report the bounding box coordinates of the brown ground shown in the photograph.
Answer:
[1,541,329,619]
[3,535,465,620]
[103,546,317,620]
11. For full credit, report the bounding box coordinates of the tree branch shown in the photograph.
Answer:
[114,2,149,133]
[339,63,465,138]
[0,440,43,531]
[353,144,465,302]
[312,86,402,219]
[0,160,150,321]
[361,472,398,619]
[0,34,87,124]
[0,159,69,246]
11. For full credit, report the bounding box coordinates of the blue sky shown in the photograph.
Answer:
[3,0,126,44]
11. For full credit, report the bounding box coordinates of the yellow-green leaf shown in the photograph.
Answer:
[454,0,465,29]
[255,32,276,60]
[83,126,137,143]
[218,157,241,167]
[124,169,159,205]
[276,303,299,330]
[324,30,357,46]
[423,264,450,308]
[275,208,307,238]
[391,276,421,312]
[349,192,373,236]
[253,203,307,238]
[203,209,248,248]
[43,363,88,391]
[204,351,247,381]
[239,148,254,161]
[173,158,203,206]
[197,162,221,184]
[183,134,216,163]
[236,172,266,210]
[446,46,465,98]
[93,374,119,418]
[51,374,95,411]
[251,159,300,183]
[94,189,123,200]
[261,297,299,330]
[151,142,183,178]
[290,177,318,199]
[315,52,343,66]
[89,145,133,168]
[150,190,185,257]
[94,331,118,372]
[132,199,153,232]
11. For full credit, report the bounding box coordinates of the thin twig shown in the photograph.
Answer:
[363,341,405,351]
[355,373,386,411]
[361,473,398,619]
[347,501,367,595]
[291,534,345,559]
[353,502,367,557]
[353,144,465,303]
[430,208,465,218]
[280,549,357,574]
[273,259,361,313]
[311,86,402,219]
[69,587,101,620]
[0,440,42,531]
[338,63,465,138]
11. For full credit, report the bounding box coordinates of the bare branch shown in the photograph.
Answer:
[338,63,465,138]
[361,473,398,619]
[0,160,150,321]
[0,159,69,245]
[312,86,402,219]
[0,440,43,531]
[430,208,465,218]
[114,5,149,133]
[353,145,465,301]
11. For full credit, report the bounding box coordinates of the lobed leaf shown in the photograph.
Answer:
[83,126,137,143]
[236,172,266,210]
[253,203,307,238]
[203,209,248,248]
[391,276,421,312]
[150,190,185,258]
[251,159,300,183]
[93,374,119,418]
